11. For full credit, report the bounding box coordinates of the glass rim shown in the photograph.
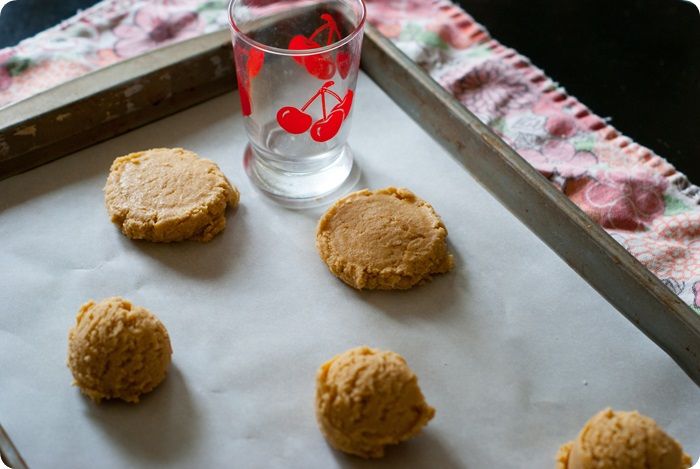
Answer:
[227,0,366,56]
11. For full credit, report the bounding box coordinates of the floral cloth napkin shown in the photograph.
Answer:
[1,0,698,310]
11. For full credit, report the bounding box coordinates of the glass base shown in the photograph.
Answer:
[243,143,359,209]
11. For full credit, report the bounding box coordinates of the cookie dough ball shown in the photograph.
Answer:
[316,187,454,289]
[67,297,172,403]
[104,148,239,242]
[556,408,692,469]
[315,346,435,458]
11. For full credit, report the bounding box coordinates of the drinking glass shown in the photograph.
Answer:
[228,0,366,208]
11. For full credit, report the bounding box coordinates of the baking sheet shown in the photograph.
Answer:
[360,26,700,385]
[0,73,698,468]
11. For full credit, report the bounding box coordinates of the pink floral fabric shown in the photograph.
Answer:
[113,7,200,57]
[566,171,667,231]
[518,141,597,179]
[444,60,537,121]
[0,0,699,310]
[0,0,227,107]
[366,0,700,310]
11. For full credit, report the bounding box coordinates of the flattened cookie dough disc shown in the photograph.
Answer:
[104,148,239,242]
[316,187,454,290]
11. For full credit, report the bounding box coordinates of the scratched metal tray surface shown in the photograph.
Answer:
[0,22,697,400]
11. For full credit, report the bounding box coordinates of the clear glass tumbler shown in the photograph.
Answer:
[228,0,366,208]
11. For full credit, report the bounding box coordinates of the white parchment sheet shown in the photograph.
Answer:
[1,73,698,469]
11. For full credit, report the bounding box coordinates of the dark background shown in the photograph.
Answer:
[1,0,698,180]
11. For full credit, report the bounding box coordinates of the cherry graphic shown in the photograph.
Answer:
[310,109,344,142]
[289,35,319,66]
[331,89,353,118]
[277,81,350,142]
[247,48,264,78]
[276,81,334,133]
[289,13,342,80]
[305,54,335,80]
[277,107,312,134]
[319,14,337,27]
[238,81,252,116]
[238,86,253,116]
[233,43,265,117]
[337,51,351,79]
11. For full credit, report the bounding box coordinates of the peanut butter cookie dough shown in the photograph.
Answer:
[67,297,172,403]
[556,408,692,469]
[316,187,454,289]
[104,148,239,242]
[315,346,435,459]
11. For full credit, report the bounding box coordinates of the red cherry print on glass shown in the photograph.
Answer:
[333,89,353,117]
[288,13,342,80]
[233,55,252,115]
[247,48,264,78]
[310,109,344,142]
[234,42,265,117]
[239,83,252,116]
[305,54,335,80]
[276,81,353,142]
[337,51,351,79]
[289,35,318,66]
[277,107,313,134]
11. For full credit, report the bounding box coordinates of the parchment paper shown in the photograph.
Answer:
[1,73,698,469]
